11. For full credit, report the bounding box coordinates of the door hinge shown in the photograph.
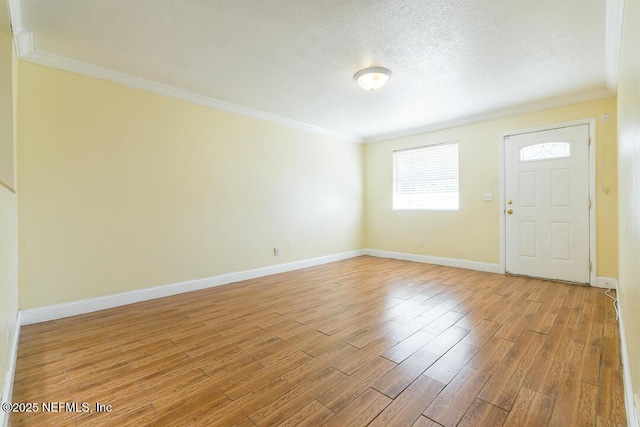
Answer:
[588,137,591,146]
[589,262,592,272]
[588,198,592,208]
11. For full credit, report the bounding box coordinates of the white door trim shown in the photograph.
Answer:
[498,118,597,285]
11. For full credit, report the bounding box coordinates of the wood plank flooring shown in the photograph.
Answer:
[10,256,627,426]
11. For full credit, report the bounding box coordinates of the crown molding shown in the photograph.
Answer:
[19,49,362,143]
[5,0,623,145]
[5,0,361,144]
[5,0,22,33]
[363,88,615,143]
[5,0,29,55]
[13,30,30,56]
[605,0,624,93]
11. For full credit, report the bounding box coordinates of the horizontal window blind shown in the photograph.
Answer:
[393,142,459,210]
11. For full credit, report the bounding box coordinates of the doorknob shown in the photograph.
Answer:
[507,209,514,214]
[507,200,513,205]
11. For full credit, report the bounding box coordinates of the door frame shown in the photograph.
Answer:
[498,118,596,285]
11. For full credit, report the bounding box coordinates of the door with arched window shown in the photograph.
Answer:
[504,124,591,283]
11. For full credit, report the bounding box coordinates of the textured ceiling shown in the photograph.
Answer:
[15,0,610,140]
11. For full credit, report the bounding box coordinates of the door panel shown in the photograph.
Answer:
[551,222,570,260]
[551,169,570,206]
[520,222,537,257]
[520,172,536,207]
[505,124,590,283]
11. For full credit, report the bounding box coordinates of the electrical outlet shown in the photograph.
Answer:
[419,240,425,247]
[601,112,610,123]
[483,193,493,201]
[273,247,280,256]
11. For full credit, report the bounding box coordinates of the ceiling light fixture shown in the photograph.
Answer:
[354,67,392,91]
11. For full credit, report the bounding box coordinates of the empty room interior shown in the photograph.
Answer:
[0,0,639,426]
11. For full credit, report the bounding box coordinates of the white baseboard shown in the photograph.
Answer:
[594,276,619,289]
[363,248,501,273]
[1,311,21,427]
[617,297,640,427]
[20,250,365,325]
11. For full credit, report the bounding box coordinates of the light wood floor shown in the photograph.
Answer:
[11,256,627,426]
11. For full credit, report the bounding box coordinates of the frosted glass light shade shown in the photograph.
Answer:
[354,67,391,91]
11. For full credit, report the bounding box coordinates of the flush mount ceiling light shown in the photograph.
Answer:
[354,67,392,91]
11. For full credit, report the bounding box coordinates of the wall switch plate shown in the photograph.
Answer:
[483,193,493,201]
[273,247,281,256]
[601,113,610,123]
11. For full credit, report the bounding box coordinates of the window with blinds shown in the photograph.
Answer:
[393,142,459,210]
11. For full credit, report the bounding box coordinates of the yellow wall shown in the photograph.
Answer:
[17,61,363,309]
[0,31,13,190]
[14,56,621,309]
[364,97,618,277]
[617,0,640,417]
[0,32,18,402]
[0,186,18,395]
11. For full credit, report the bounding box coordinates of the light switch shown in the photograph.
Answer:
[483,193,493,201]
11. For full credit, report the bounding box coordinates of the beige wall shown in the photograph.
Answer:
[364,97,618,278]
[17,61,363,309]
[12,46,622,313]
[0,32,18,403]
[0,31,13,190]
[617,0,640,418]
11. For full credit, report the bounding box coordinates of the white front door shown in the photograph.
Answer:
[505,124,590,283]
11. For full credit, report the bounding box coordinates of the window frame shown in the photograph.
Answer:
[392,141,460,212]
